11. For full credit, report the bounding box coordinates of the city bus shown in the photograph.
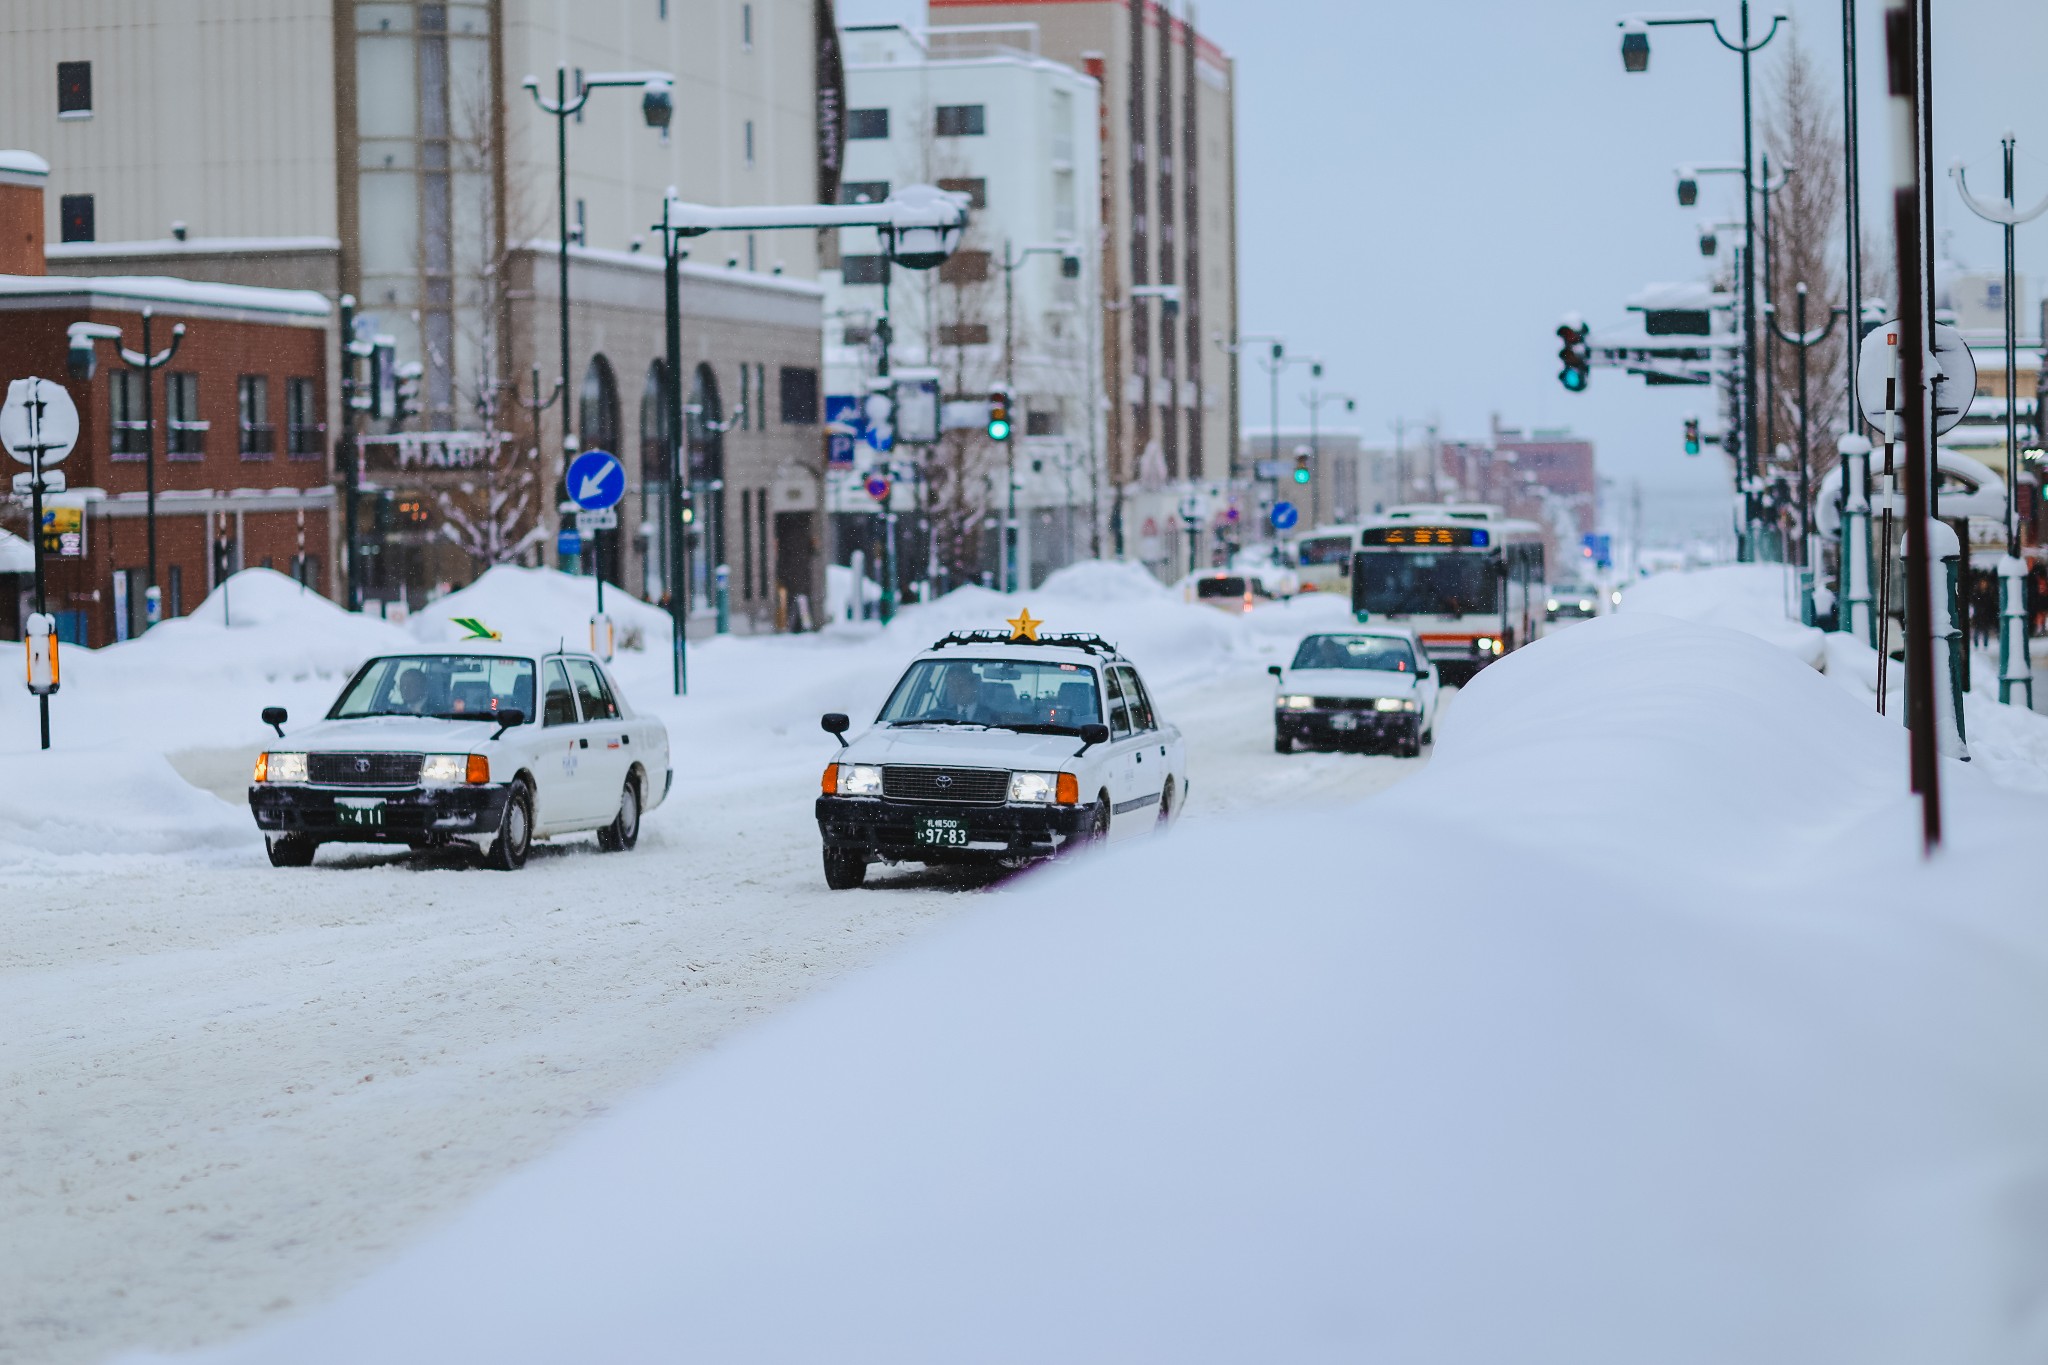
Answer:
[1290,524,1365,594]
[1349,505,1547,685]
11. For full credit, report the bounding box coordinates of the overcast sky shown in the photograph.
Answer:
[855,0,2048,544]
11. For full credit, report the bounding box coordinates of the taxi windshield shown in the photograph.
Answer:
[879,658,1102,733]
[1289,634,1416,672]
[329,654,537,722]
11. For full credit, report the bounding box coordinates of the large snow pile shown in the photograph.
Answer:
[128,615,2048,1365]
[0,749,257,873]
[1033,557,1173,603]
[1619,562,1826,665]
[408,565,674,653]
[103,568,412,686]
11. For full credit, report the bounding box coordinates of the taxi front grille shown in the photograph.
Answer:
[882,765,1009,804]
[1312,697,1381,710]
[309,752,424,786]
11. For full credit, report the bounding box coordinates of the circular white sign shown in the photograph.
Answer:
[0,377,80,465]
[1856,320,1975,437]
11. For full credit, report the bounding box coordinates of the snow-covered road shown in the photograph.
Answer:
[2,661,1426,1365]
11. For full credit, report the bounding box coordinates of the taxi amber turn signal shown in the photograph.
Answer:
[253,752,268,783]
[1056,772,1079,805]
[822,762,840,795]
[466,754,491,784]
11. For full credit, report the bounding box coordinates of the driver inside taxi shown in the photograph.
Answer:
[934,667,983,723]
[393,666,431,715]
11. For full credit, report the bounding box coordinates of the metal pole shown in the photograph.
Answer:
[339,295,360,610]
[142,308,158,598]
[1004,241,1016,593]
[876,263,895,623]
[31,445,49,748]
[1998,136,2033,707]
[661,209,688,695]
[1762,152,1777,472]
[1739,0,1762,562]
[1885,0,1941,849]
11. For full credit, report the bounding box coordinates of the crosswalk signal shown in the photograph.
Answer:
[1556,315,1591,393]
[986,387,1011,441]
[1683,415,1701,455]
[1292,453,1311,485]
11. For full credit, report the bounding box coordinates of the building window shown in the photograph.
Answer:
[742,2,753,48]
[839,180,889,205]
[935,104,985,137]
[939,250,990,285]
[744,119,755,168]
[1026,410,1063,436]
[57,61,92,117]
[237,375,274,457]
[59,194,94,243]
[286,377,323,457]
[938,323,991,347]
[109,372,149,459]
[840,254,886,286]
[166,373,206,458]
[847,107,889,140]
[780,367,820,425]
[937,176,987,209]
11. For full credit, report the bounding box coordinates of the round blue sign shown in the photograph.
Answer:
[1270,501,1299,530]
[865,475,891,502]
[566,450,626,511]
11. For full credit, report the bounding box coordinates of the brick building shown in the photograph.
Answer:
[0,151,332,645]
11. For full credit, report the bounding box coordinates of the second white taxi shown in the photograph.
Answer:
[1269,625,1440,757]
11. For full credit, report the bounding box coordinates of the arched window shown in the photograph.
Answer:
[578,355,622,586]
[639,360,671,603]
[686,363,726,612]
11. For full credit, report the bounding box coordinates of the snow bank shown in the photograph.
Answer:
[1033,557,1172,603]
[408,565,673,653]
[0,748,258,873]
[1820,633,2048,797]
[127,615,2048,1365]
[1619,563,1826,665]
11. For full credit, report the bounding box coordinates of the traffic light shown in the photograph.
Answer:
[1292,453,1311,485]
[395,361,424,421]
[1683,416,1701,455]
[1556,317,1591,392]
[986,387,1011,441]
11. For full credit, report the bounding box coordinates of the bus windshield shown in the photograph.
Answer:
[1354,549,1499,617]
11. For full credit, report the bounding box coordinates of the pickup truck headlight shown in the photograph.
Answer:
[257,752,308,782]
[1009,770,1058,803]
[421,754,489,784]
[1279,694,1314,710]
[1372,697,1418,712]
[837,763,883,796]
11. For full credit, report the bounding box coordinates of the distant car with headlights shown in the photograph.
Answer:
[247,644,670,869]
[1545,583,1601,623]
[814,628,1188,888]
[1268,626,1439,757]
[1178,569,1278,614]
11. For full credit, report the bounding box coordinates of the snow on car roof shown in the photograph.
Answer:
[361,640,600,662]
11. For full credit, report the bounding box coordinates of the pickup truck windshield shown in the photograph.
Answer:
[880,658,1101,733]
[330,654,536,721]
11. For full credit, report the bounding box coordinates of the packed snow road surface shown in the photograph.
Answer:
[1,567,1421,1365]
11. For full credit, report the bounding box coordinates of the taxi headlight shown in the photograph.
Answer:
[1372,697,1418,712]
[260,752,308,783]
[1280,694,1314,710]
[1611,589,1624,605]
[837,763,883,796]
[1579,598,1594,612]
[420,754,472,783]
[1546,597,1559,611]
[1009,770,1058,804]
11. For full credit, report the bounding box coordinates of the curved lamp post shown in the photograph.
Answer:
[1765,282,1841,622]
[67,314,186,624]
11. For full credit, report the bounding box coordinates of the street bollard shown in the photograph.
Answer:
[1836,435,1875,645]
[714,563,730,635]
[1926,518,1969,760]
[25,611,58,750]
[1998,554,2034,709]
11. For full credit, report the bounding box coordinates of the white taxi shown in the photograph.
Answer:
[248,642,670,869]
[814,617,1188,888]
[1269,625,1439,757]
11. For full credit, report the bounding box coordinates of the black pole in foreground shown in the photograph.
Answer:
[656,198,690,696]
[1884,0,1940,850]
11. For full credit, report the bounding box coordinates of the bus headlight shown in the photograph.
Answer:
[1279,694,1314,710]
[1476,637,1494,652]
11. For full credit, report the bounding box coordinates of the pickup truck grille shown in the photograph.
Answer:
[882,765,1009,804]
[308,752,424,786]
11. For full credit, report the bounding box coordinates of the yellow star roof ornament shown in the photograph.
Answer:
[1006,607,1043,641]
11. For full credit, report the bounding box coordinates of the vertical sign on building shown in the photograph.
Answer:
[816,0,846,208]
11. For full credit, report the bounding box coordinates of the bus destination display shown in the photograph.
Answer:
[1360,525,1490,547]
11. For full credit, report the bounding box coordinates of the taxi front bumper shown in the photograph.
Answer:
[249,783,511,844]
[1276,706,1420,749]
[816,795,1088,861]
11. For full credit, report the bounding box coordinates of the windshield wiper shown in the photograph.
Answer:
[891,718,987,728]
[994,722,1083,736]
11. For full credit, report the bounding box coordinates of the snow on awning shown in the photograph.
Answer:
[0,527,33,574]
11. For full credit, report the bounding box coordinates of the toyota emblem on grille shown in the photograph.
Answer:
[355,758,370,773]
[934,774,953,787]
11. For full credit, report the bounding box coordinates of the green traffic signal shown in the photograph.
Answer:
[987,417,1011,441]
[1292,465,1310,485]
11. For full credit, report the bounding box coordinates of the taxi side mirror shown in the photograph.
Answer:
[491,708,526,739]
[262,706,288,737]
[822,712,850,748]
[1266,665,1282,678]
[1075,722,1110,755]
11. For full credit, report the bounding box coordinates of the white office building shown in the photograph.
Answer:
[821,22,1102,598]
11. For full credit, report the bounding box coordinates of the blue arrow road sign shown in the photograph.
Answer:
[567,450,626,511]
[1270,501,1299,531]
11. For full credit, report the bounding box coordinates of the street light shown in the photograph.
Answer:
[1620,4,1788,562]
[524,65,676,573]
[67,312,185,624]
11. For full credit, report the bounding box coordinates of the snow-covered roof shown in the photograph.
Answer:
[0,150,50,184]
[1626,281,1730,311]
[0,272,330,318]
[520,240,827,299]
[45,235,340,260]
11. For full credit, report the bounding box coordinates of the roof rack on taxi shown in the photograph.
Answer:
[930,629,1122,659]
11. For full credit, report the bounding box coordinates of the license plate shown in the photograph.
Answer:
[914,815,971,847]
[1329,712,1360,731]
[335,800,386,828]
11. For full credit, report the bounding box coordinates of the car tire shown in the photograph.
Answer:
[1421,726,1434,746]
[1156,777,1176,829]
[265,834,318,868]
[1274,731,1293,754]
[483,781,533,871]
[596,775,641,852]
[823,847,868,890]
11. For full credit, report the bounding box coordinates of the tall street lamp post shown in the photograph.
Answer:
[1622,5,1788,563]
[67,312,185,624]
[524,66,675,572]
[1766,282,1839,622]
[1001,239,1080,593]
